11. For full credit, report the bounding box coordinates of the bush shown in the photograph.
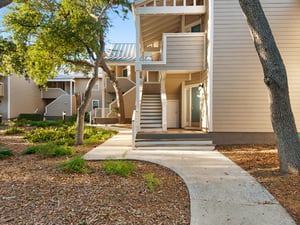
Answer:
[102,160,137,178]
[143,173,162,191]
[0,149,14,159]
[22,143,74,157]
[58,155,91,174]
[28,120,63,128]
[24,125,116,146]
[18,113,43,121]
[3,127,25,135]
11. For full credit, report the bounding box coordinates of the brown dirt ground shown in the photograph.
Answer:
[0,128,190,225]
[217,145,300,225]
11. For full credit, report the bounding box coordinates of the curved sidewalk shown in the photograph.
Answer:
[84,129,296,225]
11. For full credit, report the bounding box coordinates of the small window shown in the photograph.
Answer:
[122,68,128,77]
[92,100,100,109]
[93,81,99,91]
[191,24,201,32]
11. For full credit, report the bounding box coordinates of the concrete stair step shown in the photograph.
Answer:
[134,145,215,151]
[135,139,213,145]
[141,120,162,124]
[141,124,162,128]
[141,116,162,120]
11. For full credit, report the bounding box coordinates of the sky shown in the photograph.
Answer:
[0,6,136,44]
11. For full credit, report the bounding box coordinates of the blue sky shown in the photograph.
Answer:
[0,6,136,44]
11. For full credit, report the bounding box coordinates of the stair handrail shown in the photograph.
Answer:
[160,72,167,131]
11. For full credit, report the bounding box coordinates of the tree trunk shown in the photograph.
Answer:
[0,0,12,8]
[75,75,98,145]
[239,0,300,174]
[101,60,126,124]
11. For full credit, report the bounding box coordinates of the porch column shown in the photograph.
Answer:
[135,14,141,112]
[101,72,106,118]
[69,80,72,116]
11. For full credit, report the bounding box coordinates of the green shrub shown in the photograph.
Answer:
[18,113,43,121]
[3,127,25,135]
[0,149,14,159]
[102,160,137,178]
[24,125,116,146]
[58,155,91,174]
[28,120,63,128]
[22,143,74,157]
[143,173,162,191]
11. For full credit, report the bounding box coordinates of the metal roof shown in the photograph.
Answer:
[106,43,136,63]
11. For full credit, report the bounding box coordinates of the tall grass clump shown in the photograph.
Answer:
[3,127,25,135]
[22,143,74,157]
[58,155,91,174]
[102,160,137,178]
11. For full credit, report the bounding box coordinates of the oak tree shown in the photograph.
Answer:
[239,0,300,174]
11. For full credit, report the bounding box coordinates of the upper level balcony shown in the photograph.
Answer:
[134,0,205,15]
[41,88,69,99]
[139,32,206,71]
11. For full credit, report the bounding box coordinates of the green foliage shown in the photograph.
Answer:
[18,113,43,121]
[28,120,64,128]
[22,143,74,157]
[24,125,76,145]
[1,0,130,86]
[0,146,14,159]
[58,155,91,174]
[24,125,116,146]
[143,173,162,191]
[3,127,25,135]
[102,160,137,178]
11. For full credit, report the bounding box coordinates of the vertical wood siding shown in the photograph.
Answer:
[213,0,300,132]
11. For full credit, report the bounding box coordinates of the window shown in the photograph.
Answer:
[122,68,128,77]
[92,100,100,109]
[93,80,99,91]
[191,24,201,32]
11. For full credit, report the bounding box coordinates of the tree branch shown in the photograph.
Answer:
[0,0,12,9]
[64,59,94,68]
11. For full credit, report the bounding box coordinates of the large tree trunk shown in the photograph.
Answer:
[75,75,98,145]
[239,0,300,174]
[0,0,12,8]
[100,59,126,124]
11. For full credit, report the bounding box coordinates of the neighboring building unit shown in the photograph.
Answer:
[132,0,300,145]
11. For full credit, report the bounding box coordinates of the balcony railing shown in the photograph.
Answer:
[41,88,68,99]
[141,33,206,71]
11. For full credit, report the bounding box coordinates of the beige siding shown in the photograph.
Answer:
[10,75,45,118]
[212,0,300,132]
[166,73,190,100]
[142,34,206,71]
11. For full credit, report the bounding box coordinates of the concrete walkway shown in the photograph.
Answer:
[84,128,296,225]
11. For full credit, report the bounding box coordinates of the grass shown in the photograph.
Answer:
[22,143,74,157]
[0,149,14,159]
[102,160,137,178]
[3,127,25,135]
[143,173,162,191]
[58,155,91,174]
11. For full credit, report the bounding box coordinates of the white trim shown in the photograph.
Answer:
[208,0,214,132]
[136,6,205,15]
[70,80,72,115]
[7,76,10,119]
[92,99,100,109]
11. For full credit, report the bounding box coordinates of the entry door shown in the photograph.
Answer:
[191,87,200,127]
[167,100,179,128]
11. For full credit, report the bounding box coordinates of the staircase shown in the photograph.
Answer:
[134,132,215,151]
[140,94,163,131]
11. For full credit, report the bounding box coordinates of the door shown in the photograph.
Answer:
[167,100,179,128]
[191,87,200,127]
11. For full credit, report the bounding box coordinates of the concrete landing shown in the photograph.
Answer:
[84,129,296,225]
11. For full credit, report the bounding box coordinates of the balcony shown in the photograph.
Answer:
[135,0,205,15]
[141,33,206,71]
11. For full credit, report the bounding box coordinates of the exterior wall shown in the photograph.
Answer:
[74,78,103,112]
[0,76,9,120]
[142,34,206,71]
[45,94,71,117]
[9,75,45,118]
[166,73,190,100]
[212,0,300,132]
